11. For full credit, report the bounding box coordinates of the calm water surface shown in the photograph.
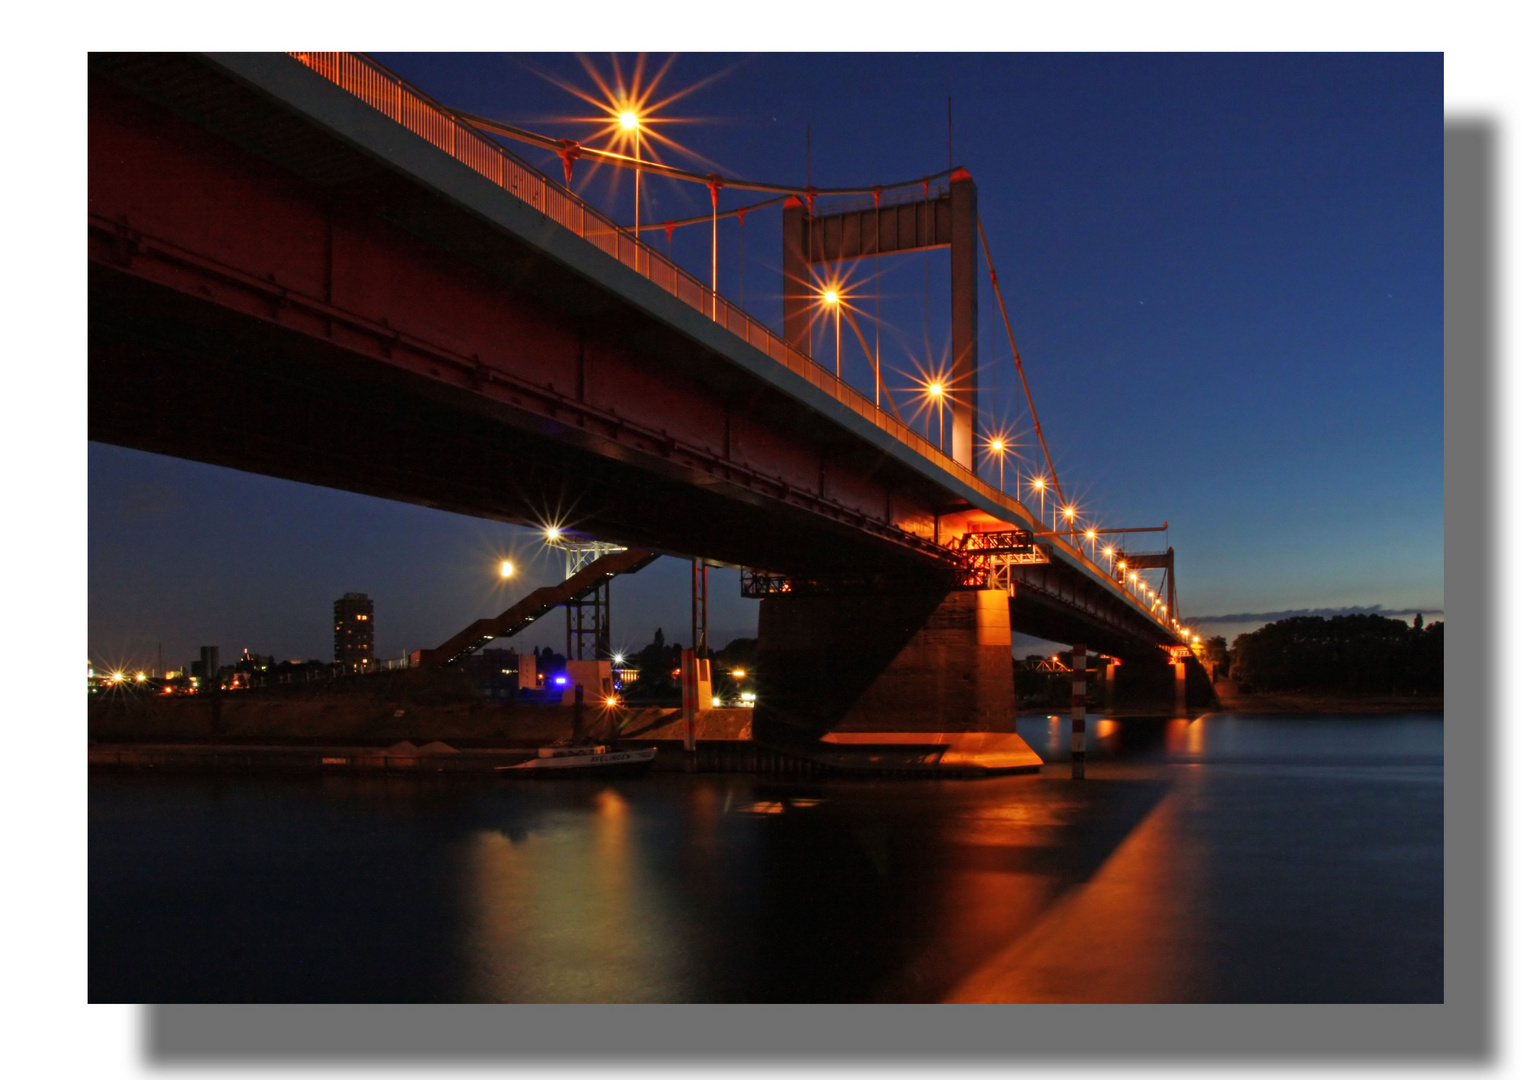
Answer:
[89,713,1442,1002]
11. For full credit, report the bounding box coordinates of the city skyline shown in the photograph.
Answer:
[88,51,1442,670]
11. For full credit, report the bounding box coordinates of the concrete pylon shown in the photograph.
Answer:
[948,169,978,470]
[753,587,1014,746]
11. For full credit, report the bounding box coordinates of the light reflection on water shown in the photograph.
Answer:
[459,788,688,1002]
[89,713,1442,1003]
[1022,711,1442,766]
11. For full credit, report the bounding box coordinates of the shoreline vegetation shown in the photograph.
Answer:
[1205,681,1442,715]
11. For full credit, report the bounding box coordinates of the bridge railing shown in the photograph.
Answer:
[286,53,1169,629]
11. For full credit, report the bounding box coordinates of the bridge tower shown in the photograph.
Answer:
[782,169,980,468]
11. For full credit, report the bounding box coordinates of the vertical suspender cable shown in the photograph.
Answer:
[873,187,882,411]
[842,307,905,423]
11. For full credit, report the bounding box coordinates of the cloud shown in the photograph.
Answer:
[1189,605,1443,625]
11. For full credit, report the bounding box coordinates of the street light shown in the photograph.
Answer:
[500,560,515,579]
[823,288,841,379]
[927,382,946,454]
[620,109,643,238]
[987,436,1008,494]
[1030,475,1047,524]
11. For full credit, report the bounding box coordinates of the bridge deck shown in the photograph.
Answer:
[88,51,1181,658]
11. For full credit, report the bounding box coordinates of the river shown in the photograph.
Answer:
[89,712,1442,1003]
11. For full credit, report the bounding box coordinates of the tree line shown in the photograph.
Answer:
[1229,613,1442,694]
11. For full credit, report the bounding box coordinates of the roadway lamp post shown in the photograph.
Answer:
[1031,476,1046,526]
[621,110,641,239]
[989,437,1007,495]
[929,383,945,455]
[824,289,841,379]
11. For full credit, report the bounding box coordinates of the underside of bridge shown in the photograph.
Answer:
[89,52,1178,739]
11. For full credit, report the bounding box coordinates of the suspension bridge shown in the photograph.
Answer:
[88,52,1203,755]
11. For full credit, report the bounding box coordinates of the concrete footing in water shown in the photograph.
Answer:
[752,586,1018,746]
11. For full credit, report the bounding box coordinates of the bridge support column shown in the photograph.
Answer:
[1174,660,1187,716]
[753,587,1014,745]
[1071,643,1087,780]
[949,169,978,470]
[1103,657,1117,714]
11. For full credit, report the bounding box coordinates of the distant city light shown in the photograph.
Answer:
[740,692,756,702]
[711,696,721,707]
[606,696,619,707]
[553,676,567,686]
[612,653,625,666]
[732,668,747,678]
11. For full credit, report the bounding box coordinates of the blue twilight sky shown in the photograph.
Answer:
[87,52,1442,671]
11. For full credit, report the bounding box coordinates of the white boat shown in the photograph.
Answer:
[496,744,657,775]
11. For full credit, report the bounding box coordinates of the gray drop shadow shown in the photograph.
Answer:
[136,122,1490,1067]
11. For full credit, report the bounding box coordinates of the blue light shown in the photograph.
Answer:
[553,676,567,686]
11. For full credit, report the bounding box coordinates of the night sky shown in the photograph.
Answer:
[87,52,1442,672]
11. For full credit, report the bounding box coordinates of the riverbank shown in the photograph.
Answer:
[89,701,1041,777]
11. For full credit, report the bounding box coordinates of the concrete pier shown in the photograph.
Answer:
[753,586,1016,745]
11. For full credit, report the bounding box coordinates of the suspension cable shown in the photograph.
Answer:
[977,216,1067,512]
[458,110,959,199]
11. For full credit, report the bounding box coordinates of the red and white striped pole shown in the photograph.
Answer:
[1071,643,1087,779]
[681,647,697,753]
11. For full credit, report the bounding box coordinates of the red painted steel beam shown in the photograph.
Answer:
[87,56,955,578]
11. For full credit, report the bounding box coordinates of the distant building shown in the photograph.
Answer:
[334,592,374,672]
[192,645,221,683]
